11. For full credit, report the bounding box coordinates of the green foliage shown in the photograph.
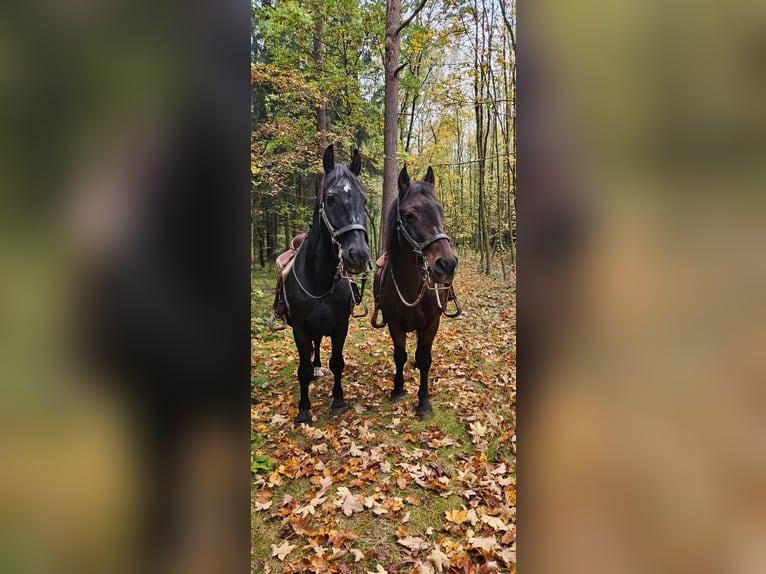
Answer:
[251,454,276,474]
[253,0,516,270]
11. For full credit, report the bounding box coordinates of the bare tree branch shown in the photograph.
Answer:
[397,0,428,34]
[499,0,516,52]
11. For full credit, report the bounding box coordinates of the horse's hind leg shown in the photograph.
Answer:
[312,336,323,379]
[329,323,349,415]
[293,327,314,426]
[389,324,407,402]
[414,326,436,420]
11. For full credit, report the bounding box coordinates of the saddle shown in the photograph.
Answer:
[276,233,307,277]
[269,233,307,330]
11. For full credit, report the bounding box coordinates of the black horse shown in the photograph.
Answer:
[282,145,370,425]
[372,166,460,420]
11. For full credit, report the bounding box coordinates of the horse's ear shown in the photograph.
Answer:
[398,166,410,197]
[350,149,362,176]
[424,166,435,185]
[323,145,335,174]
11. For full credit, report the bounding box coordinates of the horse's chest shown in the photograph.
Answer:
[385,299,437,332]
[287,283,350,330]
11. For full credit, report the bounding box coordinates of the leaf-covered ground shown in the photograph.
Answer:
[252,255,516,573]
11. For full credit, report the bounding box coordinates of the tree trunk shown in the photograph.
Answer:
[380,0,427,256]
[380,0,402,257]
[473,0,491,275]
[314,14,327,198]
[266,211,277,268]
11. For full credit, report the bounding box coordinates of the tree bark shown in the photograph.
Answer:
[314,14,327,198]
[380,0,428,256]
[380,0,403,257]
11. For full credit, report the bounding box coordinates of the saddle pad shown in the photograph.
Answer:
[276,248,295,272]
[281,256,295,280]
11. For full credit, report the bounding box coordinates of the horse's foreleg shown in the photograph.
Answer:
[389,324,407,402]
[293,328,314,426]
[329,323,349,415]
[414,326,437,420]
[312,336,323,379]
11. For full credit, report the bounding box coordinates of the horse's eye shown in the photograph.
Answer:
[404,211,415,221]
[325,194,336,204]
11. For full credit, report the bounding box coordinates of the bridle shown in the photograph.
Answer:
[390,207,459,315]
[397,213,450,259]
[370,196,462,328]
[288,191,370,317]
[320,202,368,274]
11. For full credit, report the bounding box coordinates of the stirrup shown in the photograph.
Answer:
[268,310,287,331]
[442,288,462,318]
[352,300,368,318]
[371,305,387,328]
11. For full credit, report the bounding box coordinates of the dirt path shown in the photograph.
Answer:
[251,258,516,573]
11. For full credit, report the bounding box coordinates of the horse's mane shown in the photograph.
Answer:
[384,196,400,254]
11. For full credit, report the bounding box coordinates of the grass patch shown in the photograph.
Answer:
[407,492,463,534]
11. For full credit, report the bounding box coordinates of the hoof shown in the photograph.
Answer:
[390,390,407,403]
[416,407,433,421]
[294,413,312,427]
[330,403,348,416]
[313,367,324,379]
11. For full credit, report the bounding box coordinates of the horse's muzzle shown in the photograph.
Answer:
[343,244,370,275]
[431,255,458,284]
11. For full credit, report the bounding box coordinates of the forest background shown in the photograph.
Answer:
[251,0,515,275]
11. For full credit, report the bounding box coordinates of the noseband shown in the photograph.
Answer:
[320,203,368,245]
[397,214,450,257]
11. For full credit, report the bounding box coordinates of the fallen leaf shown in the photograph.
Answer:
[481,514,509,531]
[342,492,364,516]
[445,508,468,525]
[350,548,364,562]
[349,442,365,457]
[428,546,451,573]
[270,540,296,561]
[397,536,429,553]
[270,413,289,425]
[468,534,498,553]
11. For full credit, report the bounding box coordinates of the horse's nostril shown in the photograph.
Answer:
[434,257,456,276]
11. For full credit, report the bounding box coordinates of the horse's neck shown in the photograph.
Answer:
[299,227,338,285]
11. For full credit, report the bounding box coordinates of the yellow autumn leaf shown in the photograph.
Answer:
[444,508,468,524]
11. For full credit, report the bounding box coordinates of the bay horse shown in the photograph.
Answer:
[282,145,370,425]
[372,166,460,420]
